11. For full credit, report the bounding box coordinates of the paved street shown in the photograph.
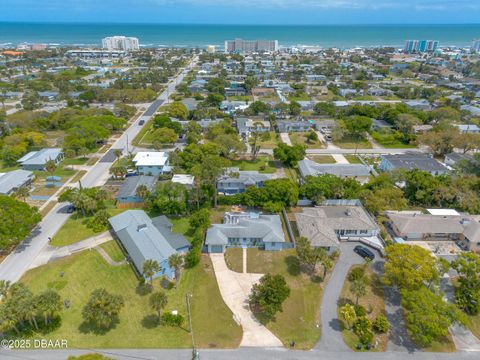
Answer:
[3,348,480,360]
[0,58,197,283]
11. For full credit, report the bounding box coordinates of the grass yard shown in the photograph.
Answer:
[333,136,372,149]
[210,205,229,224]
[51,207,125,247]
[370,131,416,149]
[251,131,279,149]
[289,132,324,149]
[307,155,336,164]
[99,240,125,263]
[224,248,243,273]
[338,265,388,352]
[63,157,89,166]
[40,201,58,217]
[169,217,194,242]
[344,155,362,164]
[20,252,242,348]
[246,248,327,349]
[284,167,298,183]
[230,156,276,173]
[0,161,20,172]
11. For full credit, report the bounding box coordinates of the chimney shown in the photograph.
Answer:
[137,224,147,232]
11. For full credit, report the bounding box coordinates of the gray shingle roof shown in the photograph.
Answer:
[109,210,188,274]
[205,214,285,246]
[0,169,34,195]
[381,154,447,173]
[298,159,371,178]
[116,175,156,199]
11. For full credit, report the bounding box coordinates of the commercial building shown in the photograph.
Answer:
[102,36,140,51]
[205,211,288,253]
[404,40,439,53]
[225,39,278,53]
[109,210,190,280]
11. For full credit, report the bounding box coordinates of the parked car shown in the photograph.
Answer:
[65,204,75,213]
[354,245,375,260]
[139,120,145,125]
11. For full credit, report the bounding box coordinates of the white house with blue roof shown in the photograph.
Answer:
[109,210,190,280]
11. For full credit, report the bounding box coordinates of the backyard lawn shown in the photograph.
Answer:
[370,131,416,149]
[20,252,242,348]
[289,132,324,149]
[338,265,388,352]
[230,156,276,173]
[99,240,125,263]
[246,248,327,349]
[250,131,279,149]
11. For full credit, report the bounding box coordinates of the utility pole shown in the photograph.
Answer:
[126,133,129,154]
[186,293,199,359]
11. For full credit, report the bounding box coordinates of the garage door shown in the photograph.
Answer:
[210,245,224,253]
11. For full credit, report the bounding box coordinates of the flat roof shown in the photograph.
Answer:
[426,209,461,216]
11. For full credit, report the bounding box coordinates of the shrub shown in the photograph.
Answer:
[348,266,366,282]
[373,315,389,333]
[354,305,367,317]
[353,316,373,345]
[184,246,201,268]
[161,312,185,327]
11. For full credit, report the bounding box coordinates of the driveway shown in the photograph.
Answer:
[315,242,371,350]
[210,254,283,347]
[279,133,292,146]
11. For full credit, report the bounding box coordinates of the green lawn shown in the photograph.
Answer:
[230,156,276,173]
[20,251,242,348]
[251,131,279,149]
[63,157,89,166]
[307,155,336,164]
[169,217,194,242]
[51,208,125,247]
[344,155,362,164]
[99,240,125,263]
[370,131,416,149]
[333,136,372,149]
[224,248,243,273]
[289,132,324,149]
[246,248,325,349]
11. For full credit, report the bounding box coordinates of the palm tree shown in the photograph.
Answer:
[168,253,184,283]
[15,185,30,203]
[24,298,39,330]
[322,257,334,280]
[114,149,123,164]
[45,159,57,176]
[350,278,367,306]
[135,184,150,200]
[143,259,161,287]
[36,289,62,325]
[149,291,168,323]
[0,280,11,298]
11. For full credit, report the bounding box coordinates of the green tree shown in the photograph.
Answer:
[14,185,30,203]
[373,315,389,333]
[451,252,480,315]
[82,288,124,329]
[353,316,374,345]
[401,287,466,347]
[189,208,211,230]
[383,244,439,290]
[36,289,62,325]
[168,253,184,283]
[296,236,326,274]
[153,127,178,147]
[273,143,306,167]
[350,277,368,306]
[339,303,357,330]
[45,159,57,176]
[143,259,161,287]
[249,274,290,321]
[149,291,168,323]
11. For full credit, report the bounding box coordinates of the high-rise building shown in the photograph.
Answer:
[102,36,140,51]
[404,40,439,53]
[472,39,480,53]
[224,39,278,53]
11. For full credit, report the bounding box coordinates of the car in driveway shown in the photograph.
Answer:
[138,119,145,125]
[354,245,375,260]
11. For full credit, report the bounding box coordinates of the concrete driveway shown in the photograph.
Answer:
[315,242,385,351]
[210,253,283,347]
[279,133,292,146]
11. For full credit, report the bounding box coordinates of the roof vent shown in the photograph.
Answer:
[345,209,352,216]
[137,224,147,232]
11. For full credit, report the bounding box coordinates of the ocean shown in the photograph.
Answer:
[0,23,479,49]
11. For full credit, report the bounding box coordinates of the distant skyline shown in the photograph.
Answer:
[1,0,480,25]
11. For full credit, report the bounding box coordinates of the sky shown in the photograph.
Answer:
[1,0,479,24]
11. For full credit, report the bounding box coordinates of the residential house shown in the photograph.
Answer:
[0,169,34,195]
[205,211,287,253]
[236,117,271,136]
[17,148,63,171]
[276,120,313,133]
[298,159,372,183]
[404,100,432,110]
[455,124,480,134]
[116,175,156,208]
[217,169,273,195]
[251,87,275,97]
[386,211,480,252]
[379,153,448,176]
[109,210,190,280]
[295,199,381,253]
[132,152,170,176]
[444,152,475,167]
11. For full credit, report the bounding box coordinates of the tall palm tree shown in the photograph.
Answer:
[143,259,161,287]
[350,278,367,306]
[168,253,184,283]
[36,289,62,325]
[15,185,30,203]
[149,291,168,323]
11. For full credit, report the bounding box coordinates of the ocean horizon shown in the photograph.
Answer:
[0,22,479,48]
